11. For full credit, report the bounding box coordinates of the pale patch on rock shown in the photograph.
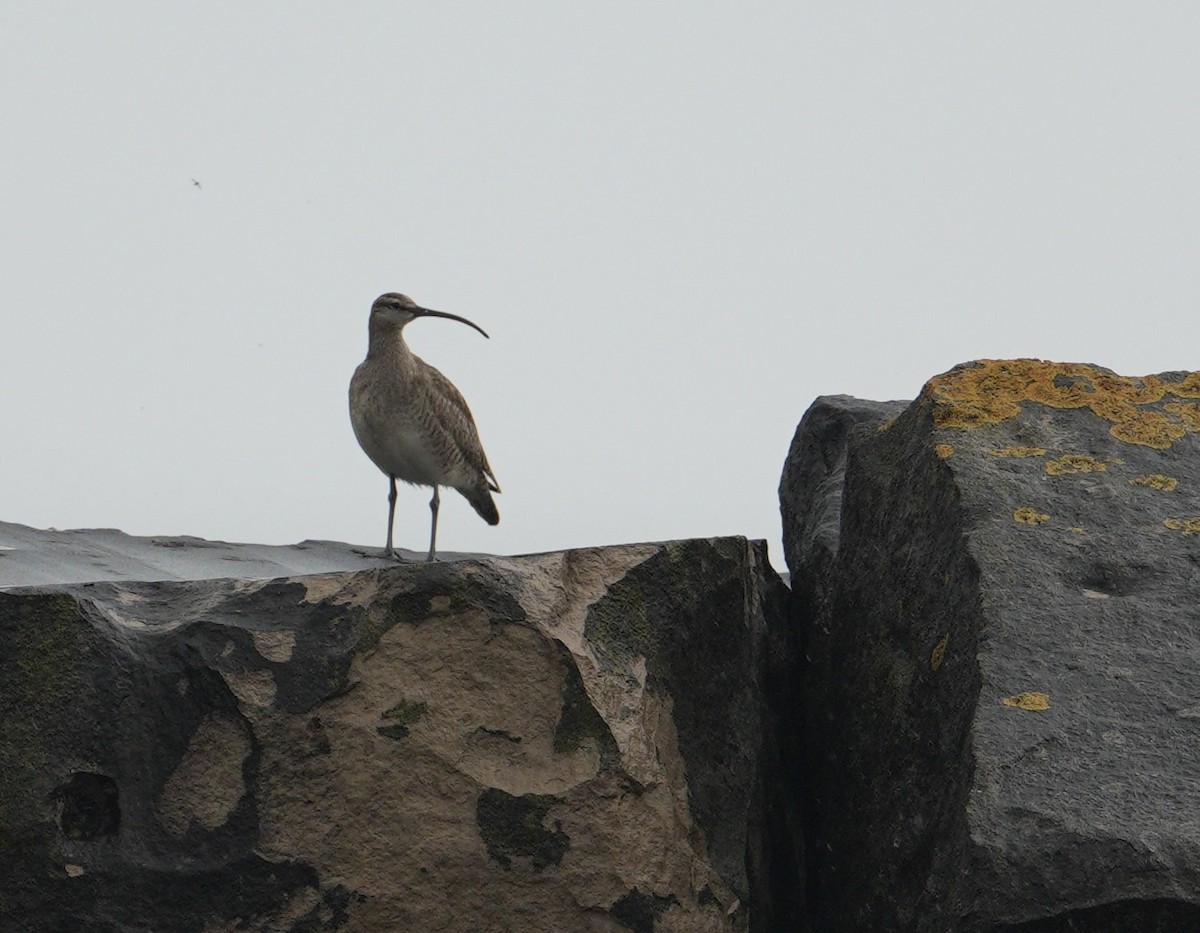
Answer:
[222,668,277,711]
[297,569,384,608]
[510,547,664,785]
[106,592,148,627]
[95,605,151,630]
[251,630,296,662]
[348,602,598,798]
[156,713,249,838]
[297,572,355,605]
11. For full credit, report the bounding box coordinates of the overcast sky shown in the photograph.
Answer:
[3,4,1198,568]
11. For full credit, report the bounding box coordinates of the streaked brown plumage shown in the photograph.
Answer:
[349,293,499,560]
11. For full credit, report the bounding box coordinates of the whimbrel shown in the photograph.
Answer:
[349,293,500,561]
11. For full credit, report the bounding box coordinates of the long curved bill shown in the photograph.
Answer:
[413,306,490,339]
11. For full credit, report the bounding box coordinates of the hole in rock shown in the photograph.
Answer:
[53,772,120,840]
[1078,561,1162,598]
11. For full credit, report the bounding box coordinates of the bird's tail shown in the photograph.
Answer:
[462,485,500,526]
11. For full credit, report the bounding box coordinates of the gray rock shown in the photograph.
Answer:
[0,530,790,932]
[781,360,1200,931]
[0,520,458,590]
[779,395,909,624]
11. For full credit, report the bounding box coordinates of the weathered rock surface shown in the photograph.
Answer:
[0,521,432,588]
[781,360,1200,931]
[0,532,788,932]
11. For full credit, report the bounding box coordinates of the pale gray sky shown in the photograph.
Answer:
[4,4,1199,566]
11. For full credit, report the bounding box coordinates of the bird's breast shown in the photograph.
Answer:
[349,367,453,486]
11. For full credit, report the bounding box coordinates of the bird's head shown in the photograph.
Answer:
[370,293,489,338]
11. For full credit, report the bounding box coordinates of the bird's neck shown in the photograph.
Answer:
[366,323,414,365]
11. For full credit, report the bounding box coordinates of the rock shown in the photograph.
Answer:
[781,360,1200,930]
[0,532,789,932]
[778,395,909,625]
[0,520,436,589]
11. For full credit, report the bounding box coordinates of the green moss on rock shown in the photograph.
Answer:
[475,788,569,871]
[376,699,427,740]
[0,594,90,804]
[552,655,619,768]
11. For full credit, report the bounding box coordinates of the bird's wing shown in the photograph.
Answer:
[421,363,501,492]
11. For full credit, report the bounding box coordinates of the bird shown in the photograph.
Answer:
[349,292,500,561]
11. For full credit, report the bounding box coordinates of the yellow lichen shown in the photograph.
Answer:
[877,419,895,433]
[1171,372,1200,398]
[1164,402,1200,431]
[934,443,954,459]
[989,446,1047,458]
[1044,454,1111,476]
[1131,474,1178,492]
[1013,507,1049,525]
[934,398,1022,430]
[1002,691,1050,712]
[1164,517,1200,535]
[1087,396,1141,423]
[930,634,949,671]
[924,359,1200,449]
[1110,413,1189,449]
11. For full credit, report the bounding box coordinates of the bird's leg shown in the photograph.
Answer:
[385,475,398,558]
[427,486,440,562]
